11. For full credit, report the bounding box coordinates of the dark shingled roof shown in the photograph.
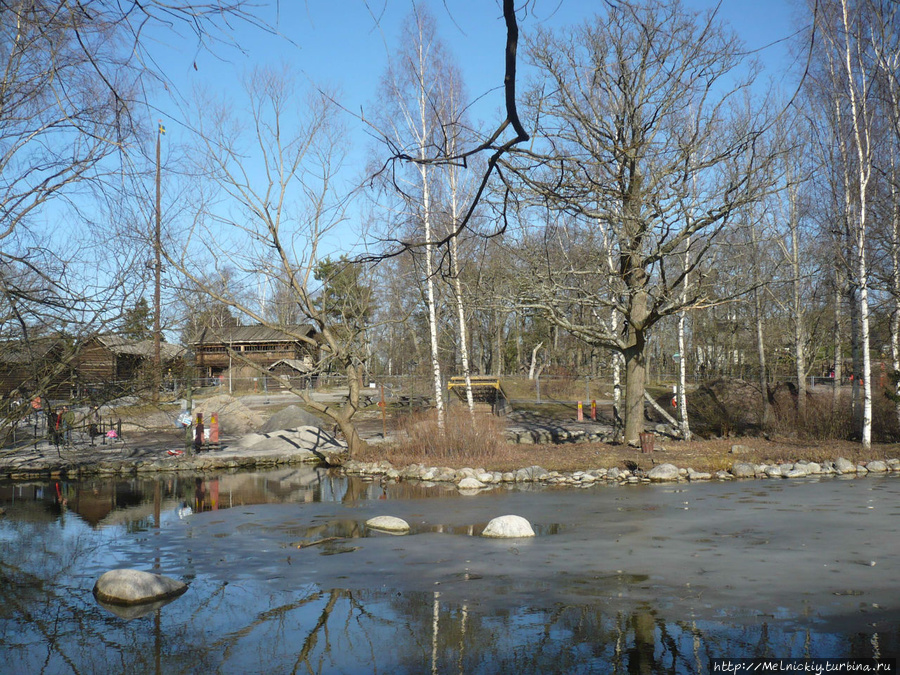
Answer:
[193,324,316,345]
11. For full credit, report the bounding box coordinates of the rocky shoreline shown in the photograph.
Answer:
[2,430,899,488]
[341,456,900,489]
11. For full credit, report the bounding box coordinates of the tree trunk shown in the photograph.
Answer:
[891,168,900,427]
[421,167,445,429]
[749,220,771,428]
[623,327,646,446]
[677,310,691,441]
[528,342,543,380]
[677,234,691,441]
[610,309,622,430]
[833,268,843,414]
[789,185,807,430]
[451,251,475,415]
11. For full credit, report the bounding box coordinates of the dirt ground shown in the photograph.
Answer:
[9,393,890,477]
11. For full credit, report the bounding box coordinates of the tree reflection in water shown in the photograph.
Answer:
[1,471,898,672]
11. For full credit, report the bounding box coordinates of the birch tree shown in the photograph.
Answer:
[372,7,451,427]
[813,0,879,447]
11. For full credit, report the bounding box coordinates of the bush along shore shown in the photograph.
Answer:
[340,456,900,488]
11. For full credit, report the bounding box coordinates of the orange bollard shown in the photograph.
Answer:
[577,401,583,422]
[590,400,596,421]
[209,413,219,445]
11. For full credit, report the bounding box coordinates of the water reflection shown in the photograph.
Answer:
[1,470,898,673]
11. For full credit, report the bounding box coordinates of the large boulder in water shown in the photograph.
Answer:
[366,516,410,533]
[482,515,535,538]
[93,569,187,606]
[258,405,324,434]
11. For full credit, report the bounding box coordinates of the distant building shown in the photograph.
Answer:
[0,334,183,399]
[191,324,318,379]
[76,335,184,385]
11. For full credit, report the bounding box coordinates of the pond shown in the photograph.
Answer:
[1,468,898,673]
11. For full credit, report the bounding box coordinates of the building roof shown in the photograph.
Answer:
[0,338,60,364]
[193,324,316,345]
[267,358,314,374]
[94,335,184,360]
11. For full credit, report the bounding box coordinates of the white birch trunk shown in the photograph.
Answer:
[676,311,690,440]
[415,40,444,429]
[677,236,691,440]
[420,171,444,428]
[840,0,872,448]
[447,126,475,416]
[611,309,623,429]
[788,181,807,427]
[833,269,843,413]
[891,167,900,427]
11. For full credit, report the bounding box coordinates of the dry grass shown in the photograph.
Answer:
[357,410,519,467]
[355,408,899,474]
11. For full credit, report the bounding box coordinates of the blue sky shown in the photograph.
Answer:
[148,0,806,256]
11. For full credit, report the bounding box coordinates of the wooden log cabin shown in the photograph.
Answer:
[0,334,184,399]
[75,335,184,387]
[191,324,318,379]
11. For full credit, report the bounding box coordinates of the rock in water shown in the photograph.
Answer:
[93,569,187,606]
[366,516,410,533]
[482,515,535,538]
[457,477,485,490]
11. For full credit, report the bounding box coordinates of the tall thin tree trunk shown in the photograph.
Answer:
[839,0,873,448]
[788,181,807,429]
[450,241,475,415]
[421,168,444,428]
[891,166,900,427]
[677,236,691,440]
[833,269,843,414]
[413,34,445,429]
[611,309,622,430]
[749,220,771,428]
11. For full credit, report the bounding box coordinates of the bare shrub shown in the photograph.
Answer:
[359,410,512,467]
[782,388,854,440]
[872,391,900,442]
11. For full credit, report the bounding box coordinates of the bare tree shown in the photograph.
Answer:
[812,0,883,447]
[170,67,369,455]
[510,0,780,444]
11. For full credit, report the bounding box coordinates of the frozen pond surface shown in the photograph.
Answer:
[1,469,898,673]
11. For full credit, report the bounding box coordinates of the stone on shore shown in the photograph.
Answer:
[366,516,410,532]
[835,457,856,473]
[93,569,187,606]
[732,462,757,478]
[482,515,535,538]
[647,464,680,481]
[866,461,887,472]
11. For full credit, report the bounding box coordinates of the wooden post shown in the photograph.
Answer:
[380,384,386,438]
[209,413,219,446]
